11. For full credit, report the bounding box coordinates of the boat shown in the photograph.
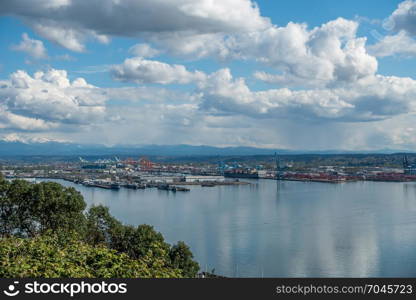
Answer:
[109,183,121,190]
[124,183,138,189]
[157,184,190,192]
[124,183,146,189]
[157,184,170,191]
[172,186,190,192]
[83,180,120,190]
[93,183,120,190]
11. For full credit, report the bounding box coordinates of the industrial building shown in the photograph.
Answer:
[141,175,181,184]
[184,175,225,183]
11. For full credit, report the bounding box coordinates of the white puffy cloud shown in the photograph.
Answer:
[0,107,57,131]
[152,18,377,87]
[112,18,377,88]
[198,69,416,122]
[0,0,268,52]
[369,1,416,58]
[369,30,416,57]
[111,57,206,84]
[0,69,107,130]
[11,33,48,59]
[31,22,109,53]
[199,69,353,120]
[385,0,416,35]
[239,19,376,87]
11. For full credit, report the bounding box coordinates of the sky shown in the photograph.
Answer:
[1,0,416,150]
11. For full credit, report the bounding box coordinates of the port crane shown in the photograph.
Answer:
[139,157,154,171]
[275,152,282,180]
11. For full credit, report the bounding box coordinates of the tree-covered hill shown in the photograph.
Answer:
[0,175,199,278]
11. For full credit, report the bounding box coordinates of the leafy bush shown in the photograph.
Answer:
[0,233,182,278]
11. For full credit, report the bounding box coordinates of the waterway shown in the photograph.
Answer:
[37,178,416,277]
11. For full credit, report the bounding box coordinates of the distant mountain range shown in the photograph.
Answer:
[0,140,412,157]
[0,141,282,157]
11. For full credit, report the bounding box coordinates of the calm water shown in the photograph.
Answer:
[38,178,416,277]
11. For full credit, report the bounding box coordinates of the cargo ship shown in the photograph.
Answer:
[83,180,120,190]
[157,184,190,192]
[123,183,146,189]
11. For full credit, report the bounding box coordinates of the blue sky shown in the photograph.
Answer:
[1,0,416,150]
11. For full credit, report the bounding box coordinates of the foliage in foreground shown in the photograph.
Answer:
[0,233,182,278]
[0,175,199,278]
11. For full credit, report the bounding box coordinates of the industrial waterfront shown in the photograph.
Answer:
[3,154,416,188]
[33,177,416,277]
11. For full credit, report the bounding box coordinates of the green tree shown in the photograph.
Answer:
[29,182,86,235]
[85,205,123,246]
[0,179,33,237]
[85,205,200,276]
[0,181,86,237]
[86,205,171,260]
[113,224,171,260]
[169,241,200,278]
